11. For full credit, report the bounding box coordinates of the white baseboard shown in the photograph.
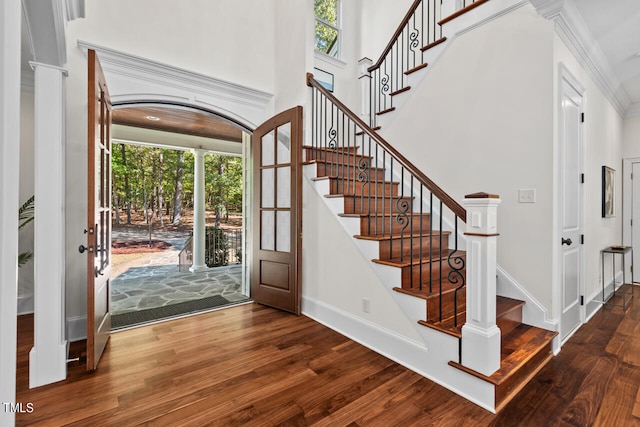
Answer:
[66,315,87,342]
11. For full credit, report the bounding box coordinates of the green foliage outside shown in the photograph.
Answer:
[314,0,339,56]
[111,143,243,226]
[18,195,34,267]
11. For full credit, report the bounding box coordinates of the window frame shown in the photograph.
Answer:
[314,0,341,59]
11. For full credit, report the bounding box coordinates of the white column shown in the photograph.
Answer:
[461,192,502,376]
[358,57,373,126]
[0,0,21,422]
[190,149,208,272]
[28,62,68,388]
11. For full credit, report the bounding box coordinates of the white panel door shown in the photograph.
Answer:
[559,74,584,342]
[632,162,640,278]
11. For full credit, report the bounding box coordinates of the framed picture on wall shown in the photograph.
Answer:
[602,166,615,218]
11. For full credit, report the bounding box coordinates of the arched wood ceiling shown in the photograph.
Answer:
[112,106,244,143]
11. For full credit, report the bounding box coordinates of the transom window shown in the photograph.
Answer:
[314,0,340,58]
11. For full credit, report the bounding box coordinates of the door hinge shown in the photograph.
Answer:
[580,295,584,306]
[580,173,585,183]
[581,113,585,122]
[581,234,584,244]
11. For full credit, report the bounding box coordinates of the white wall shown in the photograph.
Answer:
[358,0,415,60]
[552,34,625,311]
[18,89,35,314]
[68,0,277,93]
[380,6,557,311]
[622,114,640,158]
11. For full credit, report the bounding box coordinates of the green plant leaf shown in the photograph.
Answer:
[19,195,34,229]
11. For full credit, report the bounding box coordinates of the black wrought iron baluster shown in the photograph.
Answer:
[389,159,394,258]
[409,14,420,72]
[419,184,423,292]
[438,200,444,323]
[429,192,434,293]
[396,168,409,285]
[449,216,466,328]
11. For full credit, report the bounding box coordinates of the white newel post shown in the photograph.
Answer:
[461,192,501,376]
[358,57,372,126]
[190,149,208,272]
[29,62,68,387]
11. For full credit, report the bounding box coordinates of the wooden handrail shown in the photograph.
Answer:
[307,73,466,222]
[368,0,423,72]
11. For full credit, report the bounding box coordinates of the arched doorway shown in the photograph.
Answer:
[108,103,253,329]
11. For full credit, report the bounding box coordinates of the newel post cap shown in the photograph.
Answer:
[464,192,500,199]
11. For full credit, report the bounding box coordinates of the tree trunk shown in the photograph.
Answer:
[172,150,185,225]
[114,195,120,225]
[157,149,164,227]
[121,143,132,224]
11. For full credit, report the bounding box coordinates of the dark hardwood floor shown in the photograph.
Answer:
[15,295,640,426]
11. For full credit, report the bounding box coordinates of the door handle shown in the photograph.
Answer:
[562,237,573,246]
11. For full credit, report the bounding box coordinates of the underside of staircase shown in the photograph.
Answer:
[304,144,557,411]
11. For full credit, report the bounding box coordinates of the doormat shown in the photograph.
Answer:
[111,295,251,329]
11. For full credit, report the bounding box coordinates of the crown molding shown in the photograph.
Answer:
[530,0,631,116]
[626,103,640,118]
[76,41,273,130]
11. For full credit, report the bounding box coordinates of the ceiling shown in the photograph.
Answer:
[571,0,640,108]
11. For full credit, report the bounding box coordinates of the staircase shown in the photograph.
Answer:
[306,0,558,405]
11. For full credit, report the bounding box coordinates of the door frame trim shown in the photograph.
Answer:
[622,157,640,282]
[555,63,586,344]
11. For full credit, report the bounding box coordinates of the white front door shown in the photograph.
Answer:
[559,69,584,342]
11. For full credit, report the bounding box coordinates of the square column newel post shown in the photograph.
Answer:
[461,192,501,376]
[190,149,208,272]
[29,61,69,387]
[358,57,372,126]
[0,0,21,421]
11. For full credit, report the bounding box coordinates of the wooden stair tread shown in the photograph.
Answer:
[390,86,411,96]
[404,63,428,75]
[374,250,465,268]
[354,230,450,241]
[496,296,525,318]
[421,37,447,52]
[448,324,557,386]
[377,107,396,116]
[303,145,359,152]
[438,0,490,25]
[394,281,464,300]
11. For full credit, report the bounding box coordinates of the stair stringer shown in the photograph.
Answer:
[302,162,496,412]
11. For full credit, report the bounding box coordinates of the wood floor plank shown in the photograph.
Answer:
[14,299,640,426]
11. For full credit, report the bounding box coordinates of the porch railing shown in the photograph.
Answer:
[178,227,243,271]
[368,0,487,127]
[308,73,467,328]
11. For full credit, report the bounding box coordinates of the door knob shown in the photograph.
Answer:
[78,244,93,253]
[561,238,573,246]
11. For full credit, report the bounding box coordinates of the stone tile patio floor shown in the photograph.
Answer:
[111,227,247,315]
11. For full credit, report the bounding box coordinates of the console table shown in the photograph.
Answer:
[598,246,634,309]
